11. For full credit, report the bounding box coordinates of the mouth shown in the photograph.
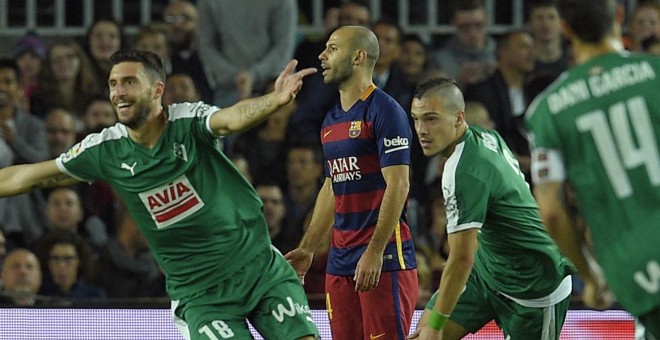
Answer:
[116,102,132,114]
[320,64,329,76]
[419,139,432,149]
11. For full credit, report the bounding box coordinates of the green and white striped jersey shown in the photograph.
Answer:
[56,102,271,300]
[443,126,573,302]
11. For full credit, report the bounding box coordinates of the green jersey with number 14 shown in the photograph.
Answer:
[526,52,660,316]
[55,102,271,300]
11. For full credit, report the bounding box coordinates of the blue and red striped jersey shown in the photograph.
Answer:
[321,85,417,276]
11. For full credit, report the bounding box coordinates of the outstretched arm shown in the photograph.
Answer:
[0,160,78,197]
[208,59,316,136]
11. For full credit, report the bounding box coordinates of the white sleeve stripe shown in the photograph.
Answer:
[384,145,409,153]
[205,113,215,135]
[442,141,464,229]
[447,222,483,234]
[54,158,91,183]
[531,148,566,184]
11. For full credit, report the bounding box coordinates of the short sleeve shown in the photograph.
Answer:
[373,96,412,167]
[525,95,561,151]
[526,95,566,184]
[442,151,490,234]
[56,134,106,182]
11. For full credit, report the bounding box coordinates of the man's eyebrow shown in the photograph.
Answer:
[109,75,139,83]
[415,111,440,117]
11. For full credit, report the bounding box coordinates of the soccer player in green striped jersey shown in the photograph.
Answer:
[0,49,319,340]
[526,0,659,337]
[409,78,573,340]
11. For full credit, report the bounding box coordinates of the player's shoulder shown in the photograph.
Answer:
[59,124,127,163]
[459,127,503,168]
[79,123,127,149]
[466,126,500,148]
[367,88,407,117]
[166,101,219,121]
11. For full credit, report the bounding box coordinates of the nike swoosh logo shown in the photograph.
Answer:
[370,333,386,340]
[323,129,332,138]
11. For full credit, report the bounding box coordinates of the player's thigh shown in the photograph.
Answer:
[495,295,570,340]
[173,298,254,340]
[360,270,418,339]
[326,274,363,339]
[172,248,283,340]
[250,248,318,339]
[428,271,495,334]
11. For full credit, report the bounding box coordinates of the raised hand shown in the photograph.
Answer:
[272,60,317,106]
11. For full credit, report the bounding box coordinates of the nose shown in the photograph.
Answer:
[318,50,326,61]
[414,121,426,135]
[111,84,126,99]
[17,265,30,276]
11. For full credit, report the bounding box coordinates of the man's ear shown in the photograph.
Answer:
[154,81,165,99]
[456,110,466,126]
[354,50,367,65]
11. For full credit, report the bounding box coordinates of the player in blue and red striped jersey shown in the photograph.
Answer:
[286,25,418,340]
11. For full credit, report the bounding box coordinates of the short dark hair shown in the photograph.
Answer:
[372,18,404,44]
[109,49,166,82]
[452,0,485,15]
[402,33,428,49]
[528,0,558,19]
[558,0,615,44]
[84,93,111,110]
[287,139,324,164]
[496,29,531,56]
[35,229,95,282]
[0,58,20,78]
[414,77,461,99]
[85,17,126,53]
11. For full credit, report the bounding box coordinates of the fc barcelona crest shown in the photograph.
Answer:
[348,121,362,138]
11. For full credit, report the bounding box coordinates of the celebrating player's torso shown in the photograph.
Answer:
[56,102,270,299]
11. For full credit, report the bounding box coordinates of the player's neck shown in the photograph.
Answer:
[338,75,373,111]
[572,36,623,65]
[442,124,468,158]
[128,106,166,149]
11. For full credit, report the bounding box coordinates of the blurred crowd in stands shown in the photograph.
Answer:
[1,0,658,308]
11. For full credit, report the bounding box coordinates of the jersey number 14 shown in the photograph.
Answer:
[576,96,660,199]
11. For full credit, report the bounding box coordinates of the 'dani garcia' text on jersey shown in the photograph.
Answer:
[547,60,655,114]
